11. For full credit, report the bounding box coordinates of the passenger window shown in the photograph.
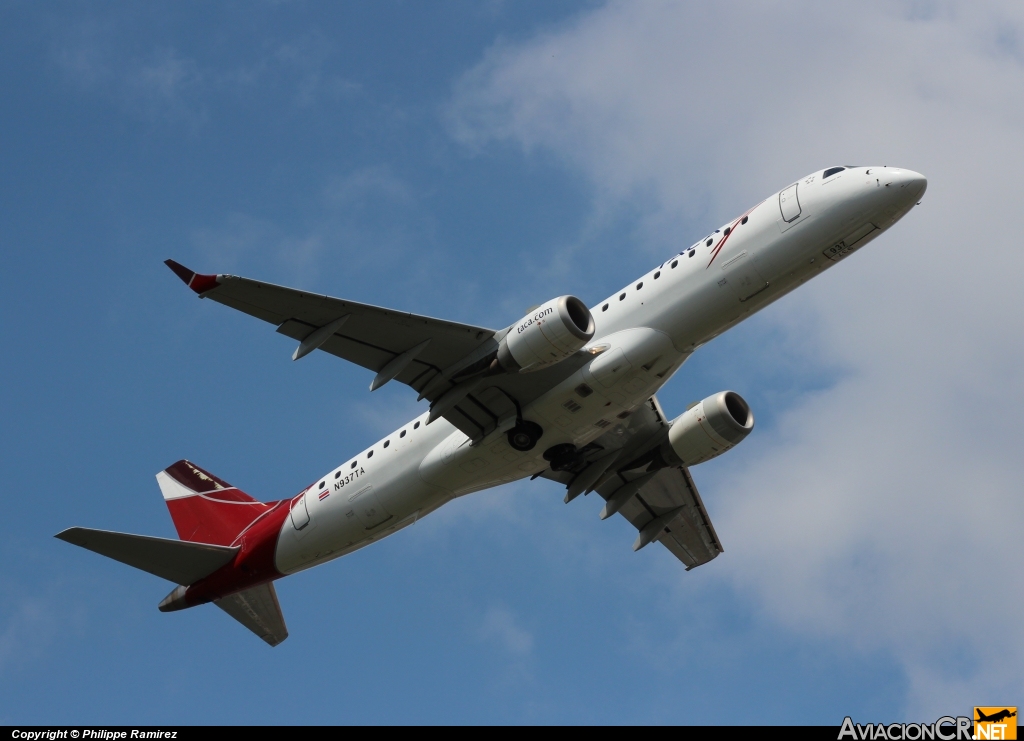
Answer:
[619,293,625,301]
[400,430,406,438]
[741,216,748,224]
[351,461,357,469]
[367,450,374,458]
[318,481,325,489]
[705,238,713,247]
[823,167,845,178]
[654,271,660,279]
[414,421,420,429]
[671,260,678,268]
[636,282,643,290]
[335,472,341,479]
[383,440,390,448]
[688,250,695,257]
[602,303,608,311]
[724,227,731,236]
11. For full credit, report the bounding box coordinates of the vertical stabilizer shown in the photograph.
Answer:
[157,460,273,546]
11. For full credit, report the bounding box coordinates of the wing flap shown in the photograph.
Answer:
[215,582,289,647]
[276,318,398,375]
[609,467,723,569]
[205,275,495,377]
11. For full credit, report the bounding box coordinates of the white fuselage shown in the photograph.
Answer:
[274,166,927,574]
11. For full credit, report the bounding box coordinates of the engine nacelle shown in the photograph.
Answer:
[666,391,754,466]
[497,296,595,373]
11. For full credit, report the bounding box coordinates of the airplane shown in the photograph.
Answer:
[976,709,1017,724]
[57,165,927,646]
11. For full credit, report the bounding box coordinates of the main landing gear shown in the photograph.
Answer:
[507,421,544,451]
[543,443,585,472]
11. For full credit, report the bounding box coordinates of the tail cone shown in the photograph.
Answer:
[158,585,189,612]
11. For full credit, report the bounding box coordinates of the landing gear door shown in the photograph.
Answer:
[718,251,768,302]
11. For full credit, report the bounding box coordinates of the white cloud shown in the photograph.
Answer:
[125,48,205,122]
[188,166,428,286]
[272,34,362,108]
[448,0,1024,718]
[479,604,534,656]
[52,22,359,123]
[190,213,282,272]
[0,596,58,676]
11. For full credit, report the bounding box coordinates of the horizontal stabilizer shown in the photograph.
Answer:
[55,527,237,586]
[215,582,289,647]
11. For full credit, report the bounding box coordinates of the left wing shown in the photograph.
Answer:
[542,396,723,570]
[165,259,495,387]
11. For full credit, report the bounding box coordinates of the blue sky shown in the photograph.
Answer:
[2,0,1022,725]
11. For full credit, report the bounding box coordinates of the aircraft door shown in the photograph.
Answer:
[779,184,801,222]
[348,486,392,530]
[719,251,768,301]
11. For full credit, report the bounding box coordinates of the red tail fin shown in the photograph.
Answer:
[157,460,273,546]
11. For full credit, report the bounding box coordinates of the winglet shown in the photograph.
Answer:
[165,259,220,294]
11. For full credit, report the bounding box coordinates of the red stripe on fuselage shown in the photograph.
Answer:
[706,204,760,269]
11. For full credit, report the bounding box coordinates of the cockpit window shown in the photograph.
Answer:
[823,167,845,179]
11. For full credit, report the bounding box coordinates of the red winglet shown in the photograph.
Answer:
[164,259,220,294]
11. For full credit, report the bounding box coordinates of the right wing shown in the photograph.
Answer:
[541,395,723,570]
[593,466,722,569]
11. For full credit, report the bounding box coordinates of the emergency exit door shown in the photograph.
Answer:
[290,492,310,530]
[779,183,801,222]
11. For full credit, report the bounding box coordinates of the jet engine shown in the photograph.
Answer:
[666,391,754,466]
[496,296,595,373]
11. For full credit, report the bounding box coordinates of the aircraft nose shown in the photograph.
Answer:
[902,169,927,200]
[882,167,927,202]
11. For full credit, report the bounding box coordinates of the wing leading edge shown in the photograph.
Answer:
[165,260,494,386]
